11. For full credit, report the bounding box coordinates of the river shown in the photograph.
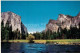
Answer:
[1,42,80,53]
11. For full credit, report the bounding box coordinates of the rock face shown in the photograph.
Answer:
[1,11,27,34]
[46,12,80,32]
[21,22,28,34]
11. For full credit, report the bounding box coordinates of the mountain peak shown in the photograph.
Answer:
[1,11,27,34]
[46,12,80,32]
[48,19,57,24]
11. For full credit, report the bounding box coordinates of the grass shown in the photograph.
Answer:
[2,40,29,43]
[2,39,80,45]
[47,39,80,42]
[46,39,80,45]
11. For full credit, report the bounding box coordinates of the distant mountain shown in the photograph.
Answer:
[45,12,80,32]
[1,11,28,34]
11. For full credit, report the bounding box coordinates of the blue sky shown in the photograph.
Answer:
[1,1,80,33]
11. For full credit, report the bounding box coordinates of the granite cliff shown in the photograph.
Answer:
[45,12,80,32]
[1,11,27,34]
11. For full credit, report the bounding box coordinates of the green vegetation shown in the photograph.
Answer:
[1,21,10,41]
[2,39,80,45]
[2,40,29,42]
[46,39,80,45]
[33,24,80,40]
[27,34,35,43]
[46,39,80,43]
[1,21,28,41]
[1,20,80,44]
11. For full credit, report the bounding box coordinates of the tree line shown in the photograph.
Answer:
[1,20,80,41]
[1,21,28,41]
[33,25,80,40]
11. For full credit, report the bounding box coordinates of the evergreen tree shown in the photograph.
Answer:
[1,21,5,41]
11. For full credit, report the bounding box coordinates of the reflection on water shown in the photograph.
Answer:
[1,42,80,53]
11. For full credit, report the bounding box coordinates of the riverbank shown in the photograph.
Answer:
[2,39,80,45]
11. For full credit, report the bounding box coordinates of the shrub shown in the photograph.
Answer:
[28,34,35,43]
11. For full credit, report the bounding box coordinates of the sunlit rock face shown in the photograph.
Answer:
[46,19,59,32]
[72,12,80,28]
[1,11,27,34]
[58,14,72,29]
[46,12,80,32]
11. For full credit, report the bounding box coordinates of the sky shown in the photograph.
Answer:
[1,1,80,33]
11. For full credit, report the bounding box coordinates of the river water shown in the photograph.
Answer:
[1,42,80,53]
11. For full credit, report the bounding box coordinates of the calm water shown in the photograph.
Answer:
[1,42,80,53]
